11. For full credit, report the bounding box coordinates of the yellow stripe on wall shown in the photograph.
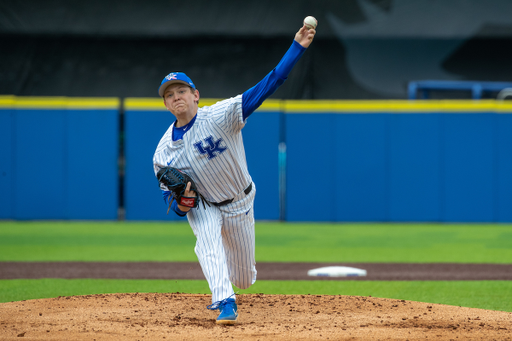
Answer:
[0,96,120,109]
[2,96,512,113]
[123,98,166,111]
[123,98,282,112]
[0,95,16,108]
[121,98,512,113]
[64,97,120,109]
[284,100,512,113]
[123,98,228,111]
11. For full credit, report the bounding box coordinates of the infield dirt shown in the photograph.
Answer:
[1,292,511,340]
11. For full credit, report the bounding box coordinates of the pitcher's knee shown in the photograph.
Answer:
[231,270,257,289]
[233,280,252,290]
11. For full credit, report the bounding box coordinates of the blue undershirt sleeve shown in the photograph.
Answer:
[162,190,187,217]
[242,40,306,119]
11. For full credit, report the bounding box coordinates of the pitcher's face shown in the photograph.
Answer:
[163,84,199,117]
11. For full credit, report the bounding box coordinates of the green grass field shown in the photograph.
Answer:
[2,221,511,262]
[1,221,511,311]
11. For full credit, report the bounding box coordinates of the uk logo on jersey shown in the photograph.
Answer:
[194,136,227,160]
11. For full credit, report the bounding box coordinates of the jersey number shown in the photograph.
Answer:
[194,136,227,160]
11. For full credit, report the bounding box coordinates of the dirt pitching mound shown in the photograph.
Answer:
[1,293,511,340]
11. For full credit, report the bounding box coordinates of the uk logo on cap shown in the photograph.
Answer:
[165,73,178,81]
[158,72,196,97]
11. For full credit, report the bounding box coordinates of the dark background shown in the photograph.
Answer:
[1,0,512,99]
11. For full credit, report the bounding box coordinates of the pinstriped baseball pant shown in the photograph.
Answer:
[187,183,257,303]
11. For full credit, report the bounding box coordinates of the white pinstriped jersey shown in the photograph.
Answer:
[153,94,252,203]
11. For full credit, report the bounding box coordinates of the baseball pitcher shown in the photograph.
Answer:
[153,20,316,325]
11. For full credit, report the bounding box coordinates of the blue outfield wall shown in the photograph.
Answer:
[123,106,186,221]
[284,100,512,222]
[123,99,281,221]
[498,114,512,222]
[2,97,512,222]
[241,109,281,221]
[0,96,119,220]
[0,104,13,219]
[388,114,442,222]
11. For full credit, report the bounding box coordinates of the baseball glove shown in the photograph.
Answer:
[157,166,210,213]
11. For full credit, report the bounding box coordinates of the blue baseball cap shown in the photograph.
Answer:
[158,72,196,97]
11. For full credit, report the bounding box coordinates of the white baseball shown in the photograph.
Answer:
[303,16,317,30]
